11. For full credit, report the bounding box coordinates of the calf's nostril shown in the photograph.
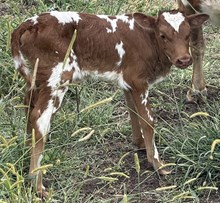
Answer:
[176,56,192,66]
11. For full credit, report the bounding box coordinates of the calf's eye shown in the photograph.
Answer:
[160,34,166,40]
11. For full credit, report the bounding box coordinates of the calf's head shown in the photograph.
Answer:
[133,10,209,68]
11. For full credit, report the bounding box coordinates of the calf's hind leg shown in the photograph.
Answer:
[28,86,68,197]
[24,88,39,135]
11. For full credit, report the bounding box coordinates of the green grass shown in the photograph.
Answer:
[0,0,220,202]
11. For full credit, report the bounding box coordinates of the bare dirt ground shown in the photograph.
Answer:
[63,86,220,203]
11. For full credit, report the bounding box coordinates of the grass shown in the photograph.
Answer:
[0,0,220,202]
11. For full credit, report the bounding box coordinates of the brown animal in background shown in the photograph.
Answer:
[178,0,220,102]
[11,10,208,197]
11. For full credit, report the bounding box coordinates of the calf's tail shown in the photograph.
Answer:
[11,20,33,87]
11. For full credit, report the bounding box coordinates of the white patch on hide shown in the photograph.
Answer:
[37,100,56,135]
[13,52,25,70]
[145,107,154,122]
[51,87,69,107]
[116,15,135,30]
[115,41,125,66]
[48,58,73,88]
[140,128,144,139]
[97,15,118,33]
[153,141,159,160]
[72,54,83,81]
[117,72,131,90]
[140,90,149,106]
[97,14,135,33]
[27,15,39,24]
[50,11,81,24]
[48,64,63,88]
[72,68,131,90]
[13,56,22,70]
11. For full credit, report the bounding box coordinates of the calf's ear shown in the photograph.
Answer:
[133,12,156,30]
[187,13,209,28]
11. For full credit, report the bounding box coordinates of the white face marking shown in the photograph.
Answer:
[97,14,134,33]
[115,41,125,66]
[50,11,81,24]
[37,99,56,135]
[153,142,159,160]
[162,12,185,32]
[140,90,149,106]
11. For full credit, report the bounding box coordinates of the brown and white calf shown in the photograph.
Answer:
[11,10,208,197]
[178,0,220,102]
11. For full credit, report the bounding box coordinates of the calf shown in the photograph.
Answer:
[178,0,220,102]
[11,10,208,197]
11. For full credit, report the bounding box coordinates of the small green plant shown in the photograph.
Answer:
[0,163,24,202]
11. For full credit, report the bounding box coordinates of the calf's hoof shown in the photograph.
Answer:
[153,158,172,175]
[37,189,49,199]
[158,168,172,175]
[186,88,207,104]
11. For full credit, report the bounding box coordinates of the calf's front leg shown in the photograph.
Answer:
[124,90,145,148]
[128,88,170,175]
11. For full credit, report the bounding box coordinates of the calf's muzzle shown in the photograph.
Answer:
[175,54,192,68]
